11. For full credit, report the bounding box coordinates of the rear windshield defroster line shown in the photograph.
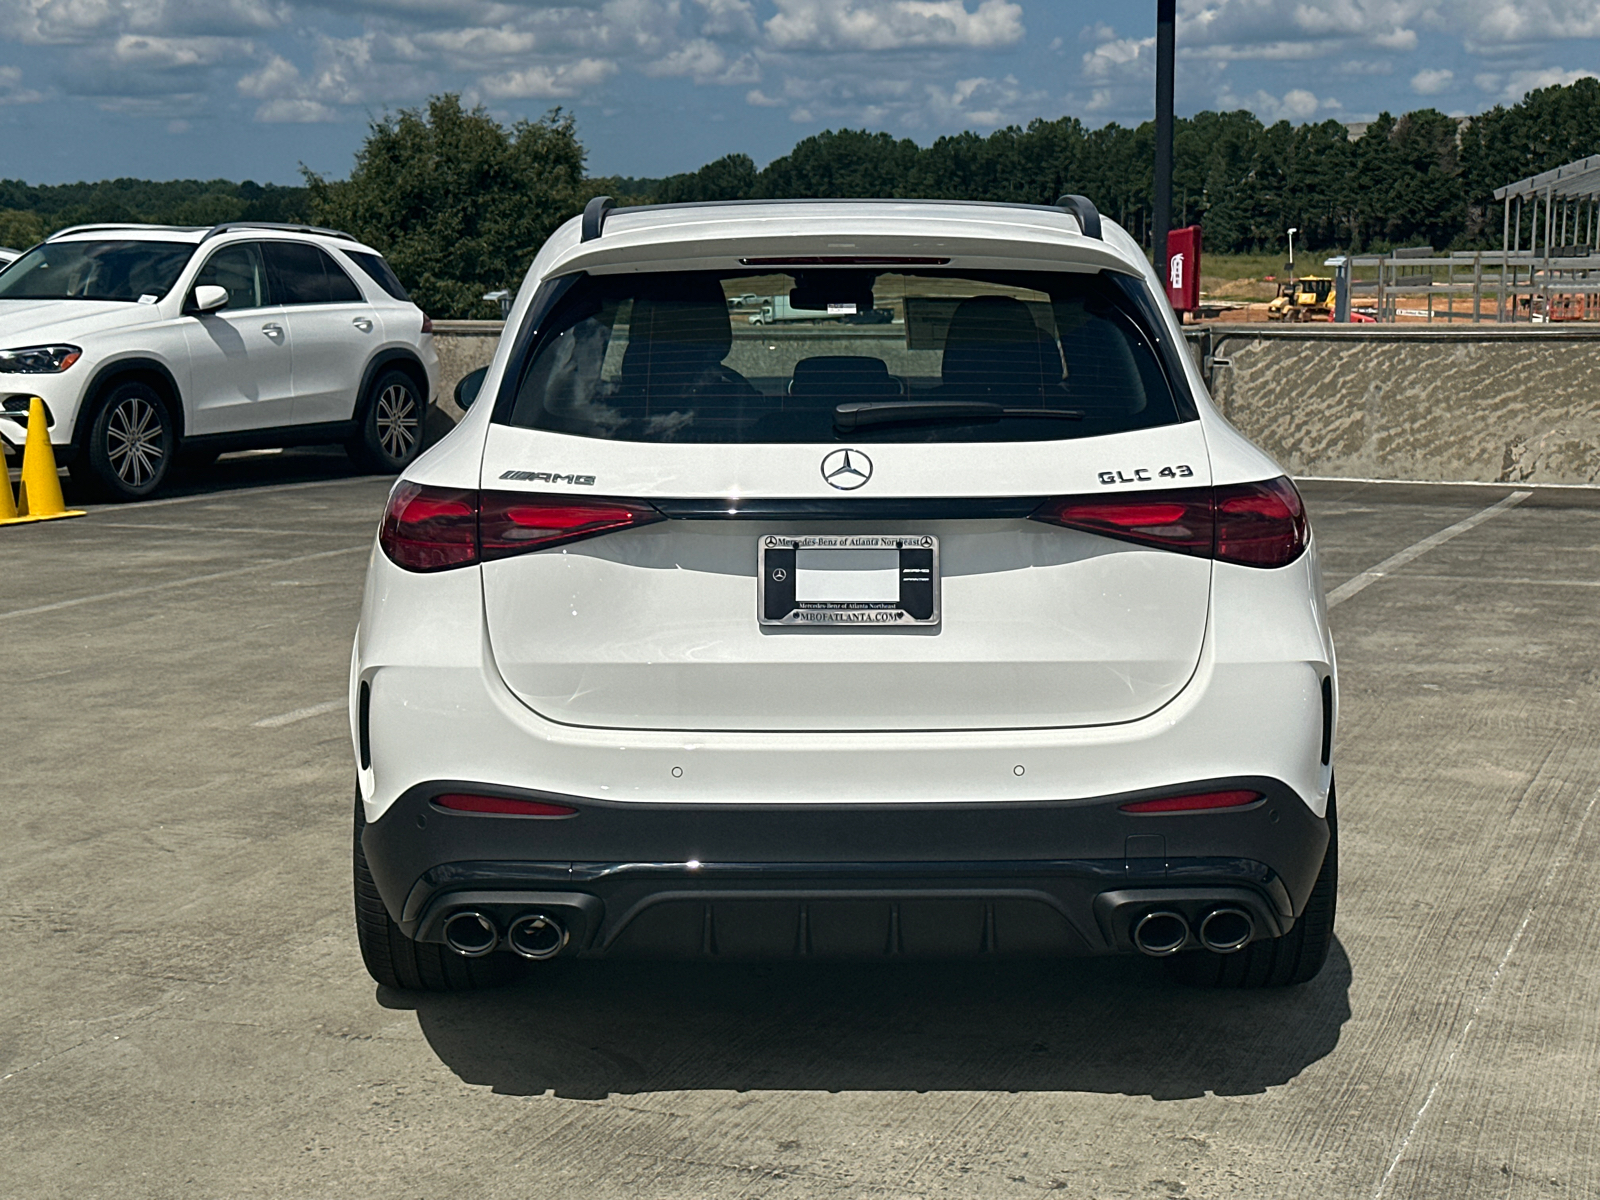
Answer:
[491,267,1196,446]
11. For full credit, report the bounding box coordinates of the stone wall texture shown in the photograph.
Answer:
[1204,326,1600,485]
[434,322,1600,486]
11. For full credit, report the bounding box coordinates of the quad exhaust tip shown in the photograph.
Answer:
[507,912,568,961]
[442,911,498,958]
[1198,907,1254,954]
[1132,910,1190,957]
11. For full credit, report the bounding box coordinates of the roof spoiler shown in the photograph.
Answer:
[576,193,1104,242]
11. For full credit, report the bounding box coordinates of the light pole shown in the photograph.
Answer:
[1287,226,1298,275]
[1153,0,1175,282]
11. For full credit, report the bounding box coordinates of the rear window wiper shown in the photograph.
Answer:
[834,401,1084,430]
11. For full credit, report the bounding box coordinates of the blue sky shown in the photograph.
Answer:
[1,0,1598,186]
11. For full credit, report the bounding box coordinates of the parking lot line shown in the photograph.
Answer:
[1326,490,1533,609]
[253,699,346,729]
[0,545,367,620]
[1372,780,1600,1200]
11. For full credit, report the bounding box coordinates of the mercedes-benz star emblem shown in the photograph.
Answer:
[821,448,872,490]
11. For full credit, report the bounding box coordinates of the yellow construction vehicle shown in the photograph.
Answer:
[1267,275,1335,321]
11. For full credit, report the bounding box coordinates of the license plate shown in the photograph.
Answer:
[759,535,939,625]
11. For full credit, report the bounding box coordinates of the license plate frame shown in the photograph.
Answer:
[758,534,940,626]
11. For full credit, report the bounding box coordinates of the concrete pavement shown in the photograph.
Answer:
[2,462,1597,1198]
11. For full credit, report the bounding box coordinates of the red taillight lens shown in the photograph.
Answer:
[433,793,578,816]
[1214,477,1307,568]
[479,491,663,559]
[420,314,433,334]
[1120,789,1262,813]
[1030,487,1214,556]
[379,486,663,572]
[380,482,478,572]
[1029,477,1307,568]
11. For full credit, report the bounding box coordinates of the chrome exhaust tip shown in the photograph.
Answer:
[1132,910,1190,957]
[507,912,568,961]
[1198,907,1254,954]
[442,910,498,958]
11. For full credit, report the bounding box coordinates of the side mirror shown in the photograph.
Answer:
[192,285,229,314]
[454,365,489,411]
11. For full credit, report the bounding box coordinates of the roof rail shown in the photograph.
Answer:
[202,221,358,243]
[1054,195,1102,240]
[582,195,615,242]
[49,223,207,238]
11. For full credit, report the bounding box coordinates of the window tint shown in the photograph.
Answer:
[345,250,410,302]
[194,242,270,310]
[0,240,193,302]
[502,269,1188,445]
[263,241,365,305]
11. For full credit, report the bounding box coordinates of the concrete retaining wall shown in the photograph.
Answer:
[433,320,1600,486]
[1198,325,1600,485]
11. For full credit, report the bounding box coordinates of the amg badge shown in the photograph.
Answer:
[499,470,596,486]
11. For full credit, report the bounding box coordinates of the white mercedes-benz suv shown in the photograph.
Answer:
[0,222,437,499]
[351,196,1338,992]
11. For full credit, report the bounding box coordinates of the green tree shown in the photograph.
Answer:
[305,94,589,318]
[0,208,46,249]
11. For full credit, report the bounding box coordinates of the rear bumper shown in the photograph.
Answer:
[363,775,1329,959]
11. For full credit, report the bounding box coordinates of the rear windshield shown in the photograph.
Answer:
[0,239,194,302]
[500,269,1189,444]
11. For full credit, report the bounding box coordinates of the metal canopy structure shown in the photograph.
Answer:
[1493,152,1600,262]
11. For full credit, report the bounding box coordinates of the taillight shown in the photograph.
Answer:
[1029,477,1307,568]
[479,492,663,558]
[433,793,577,816]
[379,483,663,571]
[1213,477,1307,567]
[1030,487,1213,557]
[420,313,433,334]
[1120,789,1262,813]
[380,482,477,572]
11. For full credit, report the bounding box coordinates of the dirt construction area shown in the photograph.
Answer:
[3,456,1599,1199]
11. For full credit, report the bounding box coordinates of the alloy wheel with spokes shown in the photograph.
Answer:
[107,394,166,488]
[348,368,426,473]
[71,380,174,501]
[375,381,419,461]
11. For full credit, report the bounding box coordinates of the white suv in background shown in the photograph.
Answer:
[0,222,437,500]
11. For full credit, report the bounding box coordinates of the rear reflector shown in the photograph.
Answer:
[1120,790,1262,813]
[433,793,578,817]
[1029,477,1308,568]
[379,484,663,572]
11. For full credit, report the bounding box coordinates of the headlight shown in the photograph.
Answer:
[0,345,82,373]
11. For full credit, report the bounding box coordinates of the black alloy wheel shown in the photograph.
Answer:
[347,368,424,473]
[72,381,175,501]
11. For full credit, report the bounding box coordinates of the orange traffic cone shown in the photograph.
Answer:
[15,397,84,522]
[0,442,24,524]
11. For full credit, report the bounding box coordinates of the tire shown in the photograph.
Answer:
[352,793,519,991]
[346,368,424,473]
[1168,785,1338,989]
[70,381,174,501]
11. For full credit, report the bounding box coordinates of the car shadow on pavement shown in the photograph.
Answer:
[385,938,1352,1100]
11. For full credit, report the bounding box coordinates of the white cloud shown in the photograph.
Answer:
[647,38,761,84]
[479,58,619,99]
[1216,85,1341,121]
[1411,67,1453,93]
[765,0,1024,52]
[0,64,43,104]
[745,87,785,105]
[255,96,337,122]
[1081,35,1153,82]
[1474,65,1600,101]
[696,0,759,39]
